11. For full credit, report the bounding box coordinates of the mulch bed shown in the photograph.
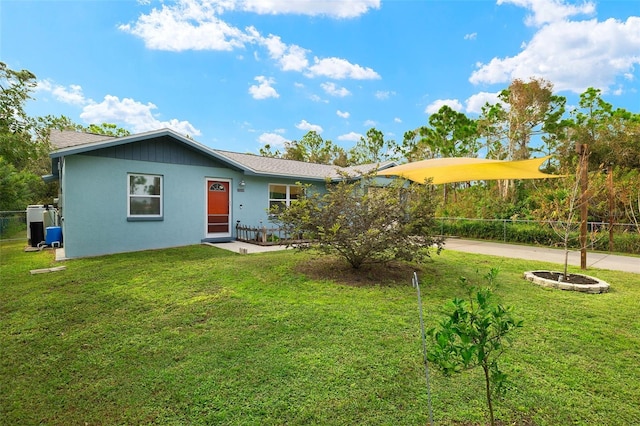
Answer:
[531,271,599,285]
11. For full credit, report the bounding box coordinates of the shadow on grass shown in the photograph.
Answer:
[294,254,444,287]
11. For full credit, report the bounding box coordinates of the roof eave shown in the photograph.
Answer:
[42,174,58,183]
[50,128,201,157]
[241,169,332,182]
[49,128,248,172]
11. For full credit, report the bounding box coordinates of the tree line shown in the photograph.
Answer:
[2,62,638,232]
[263,78,639,229]
[0,63,130,210]
[262,78,638,171]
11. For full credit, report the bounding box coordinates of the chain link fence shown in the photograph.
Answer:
[0,211,27,242]
[436,217,639,253]
[437,217,638,241]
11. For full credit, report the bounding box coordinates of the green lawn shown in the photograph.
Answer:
[1,239,639,425]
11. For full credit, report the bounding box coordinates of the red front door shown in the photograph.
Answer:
[207,180,230,235]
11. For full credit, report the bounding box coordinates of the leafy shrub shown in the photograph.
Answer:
[272,172,444,269]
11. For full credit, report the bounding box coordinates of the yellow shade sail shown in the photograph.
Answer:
[377,156,563,184]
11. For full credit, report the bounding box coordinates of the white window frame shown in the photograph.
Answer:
[268,183,302,213]
[127,173,163,221]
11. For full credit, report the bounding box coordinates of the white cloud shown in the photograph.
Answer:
[36,80,91,106]
[241,0,381,18]
[37,80,199,136]
[375,90,395,100]
[465,92,503,114]
[425,99,464,114]
[160,118,202,137]
[248,76,279,99]
[424,93,504,116]
[120,1,381,83]
[338,132,363,142]
[471,2,640,95]
[394,117,402,123]
[260,32,286,57]
[321,82,351,97]
[241,121,255,132]
[464,32,477,40]
[119,1,250,51]
[307,57,381,80]
[295,119,323,133]
[308,94,327,103]
[289,50,379,85]
[337,110,350,118]
[498,0,595,27]
[258,132,288,147]
[260,34,309,71]
[279,44,310,71]
[363,119,376,127]
[79,95,201,136]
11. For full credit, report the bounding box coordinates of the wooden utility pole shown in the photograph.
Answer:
[577,143,589,270]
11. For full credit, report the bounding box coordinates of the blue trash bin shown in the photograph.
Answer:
[45,226,62,246]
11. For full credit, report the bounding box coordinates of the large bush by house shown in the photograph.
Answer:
[272,173,444,269]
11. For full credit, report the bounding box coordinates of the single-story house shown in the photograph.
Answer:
[46,128,395,258]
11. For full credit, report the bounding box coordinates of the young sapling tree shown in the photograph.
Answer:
[427,269,522,426]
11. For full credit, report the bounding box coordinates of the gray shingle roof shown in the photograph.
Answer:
[212,150,347,180]
[49,128,396,181]
[49,129,115,149]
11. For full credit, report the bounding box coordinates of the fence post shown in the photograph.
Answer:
[503,219,507,242]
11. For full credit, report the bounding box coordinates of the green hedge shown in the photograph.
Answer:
[591,232,640,255]
[437,219,640,255]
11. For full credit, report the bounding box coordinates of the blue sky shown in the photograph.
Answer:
[2,0,639,154]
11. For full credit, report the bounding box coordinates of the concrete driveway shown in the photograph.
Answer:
[443,238,639,274]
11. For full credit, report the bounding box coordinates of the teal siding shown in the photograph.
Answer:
[231,177,324,229]
[62,155,237,258]
[61,154,322,258]
[86,135,230,168]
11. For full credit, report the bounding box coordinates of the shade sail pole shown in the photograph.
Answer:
[578,143,589,270]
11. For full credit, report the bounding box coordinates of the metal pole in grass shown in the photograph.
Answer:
[413,272,434,425]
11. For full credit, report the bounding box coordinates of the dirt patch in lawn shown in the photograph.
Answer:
[295,256,420,287]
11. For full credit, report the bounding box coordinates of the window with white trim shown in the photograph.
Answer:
[128,173,163,220]
[268,184,302,213]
